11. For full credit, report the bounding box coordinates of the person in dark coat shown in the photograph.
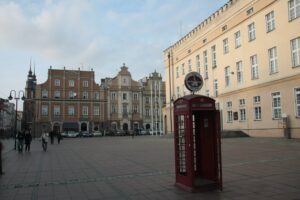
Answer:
[24,130,32,152]
[57,131,62,144]
[50,131,54,144]
[0,141,3,175]
[17,131,25,152]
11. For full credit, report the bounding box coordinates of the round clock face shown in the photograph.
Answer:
[184,72,203,93]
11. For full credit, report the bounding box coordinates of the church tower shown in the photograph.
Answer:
[23,60,37,132]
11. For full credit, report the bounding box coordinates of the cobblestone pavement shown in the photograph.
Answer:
[1,136,300,200]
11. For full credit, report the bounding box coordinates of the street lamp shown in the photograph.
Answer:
[8,90,25,150]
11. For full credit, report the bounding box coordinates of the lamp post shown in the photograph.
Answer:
[8,90,25,150]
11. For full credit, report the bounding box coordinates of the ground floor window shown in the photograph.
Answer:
[272,92,281,119]
[227,111,233,123]
[295,88,300,117]
[254,106,262,120]
[239,109,246,121]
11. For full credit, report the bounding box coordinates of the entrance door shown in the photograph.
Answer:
[193,111,216,184]
[81,123,87,132]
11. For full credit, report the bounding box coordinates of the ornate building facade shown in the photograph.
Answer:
[164,0,300,138]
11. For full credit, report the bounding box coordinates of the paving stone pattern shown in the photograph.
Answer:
[1,136,300,200]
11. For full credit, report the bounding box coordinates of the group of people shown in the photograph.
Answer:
[17,129,33,153]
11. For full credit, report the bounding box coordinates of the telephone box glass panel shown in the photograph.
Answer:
[177,115,187,174]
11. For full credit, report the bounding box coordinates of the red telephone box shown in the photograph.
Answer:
[173,94,222,192]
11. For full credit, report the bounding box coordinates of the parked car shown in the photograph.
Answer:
[81,131,93,137]
[92,131,103,137]
[61,132,68,137]
[114,129,125,136]
[67,131,79,138]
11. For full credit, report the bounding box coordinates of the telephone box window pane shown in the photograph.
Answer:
[177,115,186,174]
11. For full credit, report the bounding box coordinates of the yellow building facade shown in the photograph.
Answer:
[164,0,300,138]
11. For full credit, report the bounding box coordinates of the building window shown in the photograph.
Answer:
[42,90,48,98]
[111,92,116,100]
[203,50,208,79]
[145,97,150,104]
[254,106,262,120]
[111,104,116,113]
[122,104,128,114]
[250,55,259,79]
[181,63,185,75]
[68,106,75,116]
[291,37,300,67]
[253,96,261,104]
[146,108,150,117]
[226,101,232,108]
[188,59,192,72]
[176,67,179,78]
[196,55,200,74]
[54,79,60,86]
[211,45,217,68]
[82,106,88,116]
[268,47,278,74]
[123,93,127,100]
[94,106,100,116]
[54,105,60,116]
[266,11,275,32]
[223,38,229,54]
[213,79,218,97]
[239,99,245,106]
[133,105,138,113]
[236,61,243,84]
[288,0,300,21]
[94,92,100,100]
[272,92,282,119]
[133,93,138,101]
[235,31,241,48]
[248,22,256,41]
[69,91,75,99]
[295,88,300,117]
[240,109,246,121]
[247,7,254,15]
[41,105,48,116]
[83,91,88,99]
[227,111,233,123]
[54,90,60,98]
[69,80,74,87]
[225,66,230,87]
[83,80,88,87]
[176,86,180,98]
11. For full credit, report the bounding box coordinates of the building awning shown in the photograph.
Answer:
[63,122,79,129]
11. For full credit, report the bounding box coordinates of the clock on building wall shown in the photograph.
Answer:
[184,72,203,94]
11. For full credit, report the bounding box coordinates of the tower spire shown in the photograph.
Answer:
[28,57,33,77]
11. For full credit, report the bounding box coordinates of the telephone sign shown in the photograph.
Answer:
[184,72,203,93]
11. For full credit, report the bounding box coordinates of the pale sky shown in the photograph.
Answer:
[0,0,228,106]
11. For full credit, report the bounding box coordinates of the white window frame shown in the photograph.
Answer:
[235,31,241,48]
[188,59,192,72]
[94,106,100,116]
[133,93,138,101]
[196,55,200,74]
[236,61,243,84]
[54,90,60,98]
[203,50,208,79]
[272,92,282,119]
[41,105,48,116]
[266,11,275,32]
[268,47,278,74]
[111,92,116,100]
[213,79,218,97]
[295,87,300,117]
[181,63,185,75]
[94,92,100,100]
[227,111,233,123]
[42,90,48,98]
[54,79,60,86]
[133,104,138,113]
[83,91,88,99]
[248,22,256,41]
[69,80,74,87]
[254,106,262,120]
[226,101,232,108]
[225,66,230,87]
[83,80,89,87]
[111,104,117,113]
[291,37,300,67]
[82,106,88,116]
[223,38,229,54]
[239,109,246,121]
[68,106,75,116]
[54,105,60,116]
[211,45,217,68]
[289,0,300,21]
[250,55,259,79]
[69,91,75,99]
[253,96,261,104]
[176,66,179,78]
[239,99,245,106]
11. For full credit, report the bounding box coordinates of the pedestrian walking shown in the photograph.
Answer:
[50,131,54,144]
[17,131,25,153]
[0,141,3,175]
[42,132,48,152]
[57,131,62,144]
[24,130,32,152]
